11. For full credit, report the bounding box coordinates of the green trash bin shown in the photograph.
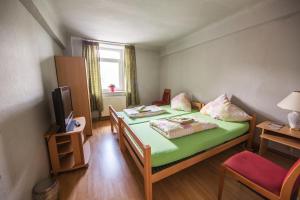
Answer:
[32,178,59,200]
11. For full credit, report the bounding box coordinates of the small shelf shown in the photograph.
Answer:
[57,140,71,145]
[45,116,90,174]
[261,133,300,150]
[58,143,73,156]
[60,154,75,170]
[56,137,71,145]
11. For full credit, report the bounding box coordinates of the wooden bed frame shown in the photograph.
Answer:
[109,105,120,135]
[109,102,204,136]
[109,104,256,200]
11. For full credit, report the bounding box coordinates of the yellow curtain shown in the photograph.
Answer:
[124,45,140,106]
[82,41,103,113]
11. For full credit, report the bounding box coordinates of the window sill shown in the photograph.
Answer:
[102,91,126,96]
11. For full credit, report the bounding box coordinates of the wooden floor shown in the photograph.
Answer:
[57,120,296,200]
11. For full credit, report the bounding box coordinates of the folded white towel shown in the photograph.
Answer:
[124,105,167,118]
[150,117,217,139]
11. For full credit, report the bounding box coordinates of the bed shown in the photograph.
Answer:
[109,102,203,134]
[109,103,255,200]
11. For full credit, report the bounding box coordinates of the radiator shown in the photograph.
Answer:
[101,94,127,117]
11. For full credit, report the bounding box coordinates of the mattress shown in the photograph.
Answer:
[117,105,197,125]
[125,112,249,167]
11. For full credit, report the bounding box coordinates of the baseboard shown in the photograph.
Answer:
[101,116,110,121]
[92,116,110,122]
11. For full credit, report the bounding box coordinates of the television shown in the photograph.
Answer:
[52,86,74,133]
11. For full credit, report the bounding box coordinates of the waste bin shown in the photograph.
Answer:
[32,178,59,200]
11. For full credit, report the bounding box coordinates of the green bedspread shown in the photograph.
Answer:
[117,105,197,125]
[126,112,249,167]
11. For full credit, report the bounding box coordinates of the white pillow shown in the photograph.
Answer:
[216,101,251,122]
[200,94,229,117]
[171,93,191,112]
[200,94,251,122]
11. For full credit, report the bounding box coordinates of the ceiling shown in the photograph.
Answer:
[49,0,262,49]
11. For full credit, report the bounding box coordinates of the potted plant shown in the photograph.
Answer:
[108,84,116,93]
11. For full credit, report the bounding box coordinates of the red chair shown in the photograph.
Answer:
[152,89,171,106]
[218,151,300,200]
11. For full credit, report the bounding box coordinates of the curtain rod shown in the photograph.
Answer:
[74,37,130,46]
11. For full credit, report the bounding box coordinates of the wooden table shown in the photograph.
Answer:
[257,121,300,155]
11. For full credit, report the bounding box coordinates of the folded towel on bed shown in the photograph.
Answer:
[149,117,217,139]
[124,105,167,118]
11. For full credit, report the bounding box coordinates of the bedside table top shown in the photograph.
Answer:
[257,121,300,139]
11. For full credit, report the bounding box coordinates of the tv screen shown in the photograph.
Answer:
[52,86,74,133]
[61,87,73,124]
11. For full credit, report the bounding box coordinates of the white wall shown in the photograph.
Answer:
[161,0,300,56]
[20,0,67,48]
[68,37,83,57]
[159,0,300,155]
[0,0,62,199]
[68,37,161,105]
[136,47,160,105]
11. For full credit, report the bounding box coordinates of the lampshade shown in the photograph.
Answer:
[277,91,300,112]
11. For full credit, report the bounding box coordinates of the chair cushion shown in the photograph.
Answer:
[224,151,288,195]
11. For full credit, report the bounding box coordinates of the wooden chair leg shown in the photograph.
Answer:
[218,166,226,200]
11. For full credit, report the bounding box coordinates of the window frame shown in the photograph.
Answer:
[99,46,125,93]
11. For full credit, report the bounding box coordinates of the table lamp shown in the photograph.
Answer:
[277,91,300,130]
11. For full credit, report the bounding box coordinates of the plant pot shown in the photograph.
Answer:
[109,86,115,93]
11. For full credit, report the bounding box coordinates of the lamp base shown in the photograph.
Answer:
[288,111,300,130]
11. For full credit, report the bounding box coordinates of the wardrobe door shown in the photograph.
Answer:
[55,56,92,136]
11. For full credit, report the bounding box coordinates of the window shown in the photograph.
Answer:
[99,45,124,92]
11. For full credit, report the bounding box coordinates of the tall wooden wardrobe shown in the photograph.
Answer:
[54,56,93,136]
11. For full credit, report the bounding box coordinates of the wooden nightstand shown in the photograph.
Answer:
[257,121,300,155]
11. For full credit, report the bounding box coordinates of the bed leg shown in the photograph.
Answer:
[247,115,256,150]
[109,106,114,133]
[110,117,114,133]
[218,165,226,200]
[118,118,126,152]
[144,145,152,200]
[144,174,152,200]
[247,136,253,150]
[110,122,113,133]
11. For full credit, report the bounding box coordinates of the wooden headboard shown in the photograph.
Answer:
[191,101,205,111]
